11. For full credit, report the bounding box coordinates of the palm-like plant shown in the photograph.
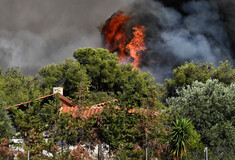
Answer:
[170,118,192,160]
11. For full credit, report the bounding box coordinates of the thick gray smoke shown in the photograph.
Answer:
[1,0,234,81]
[123,0,235,81]
[0,0,134,74]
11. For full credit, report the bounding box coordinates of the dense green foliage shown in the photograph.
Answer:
[40,48,158,108]
[73,48,119,92]
[0,67,48,106]
[91,100,169,159]
[167,79,235,159]
[0,47,234,159]
[0,98,12,139]
[39,58,90,102]
[73,48,160,109]
[0,68,46,140]
[165,61,235,97]
[11,95,86,159]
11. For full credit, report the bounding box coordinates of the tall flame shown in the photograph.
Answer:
[126,26,146,69]
[102,11,146,69]
[102,11,129,59]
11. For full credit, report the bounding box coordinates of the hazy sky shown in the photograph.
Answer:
[0,0,134,74]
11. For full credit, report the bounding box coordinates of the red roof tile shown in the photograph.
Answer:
[61,104,158,118]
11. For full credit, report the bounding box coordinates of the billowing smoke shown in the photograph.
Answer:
[1,0,234,81]
[0,0,134,74]
[102,0,235,81]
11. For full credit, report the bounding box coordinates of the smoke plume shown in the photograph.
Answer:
[102,0,235,81]
[1,0,234,81]
[0,0,134,74]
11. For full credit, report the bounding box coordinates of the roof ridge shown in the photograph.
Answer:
[90,99,118,108]
[5,93,73,110]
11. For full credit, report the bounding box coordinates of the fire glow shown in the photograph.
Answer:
[102,11,146,69]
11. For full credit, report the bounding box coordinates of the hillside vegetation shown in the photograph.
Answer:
[0,48,234,160]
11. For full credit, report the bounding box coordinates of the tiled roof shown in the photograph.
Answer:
[62,104,158,118]
[60,99,119,118]
[90,99,118,108]
[82,107,103,118]
[61,100,118,118]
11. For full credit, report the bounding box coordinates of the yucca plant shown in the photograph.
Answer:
[170,118,192,160]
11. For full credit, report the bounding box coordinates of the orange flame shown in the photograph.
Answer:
[102,11,129,59]
[126,26,146,69]
[102,11,146,69]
